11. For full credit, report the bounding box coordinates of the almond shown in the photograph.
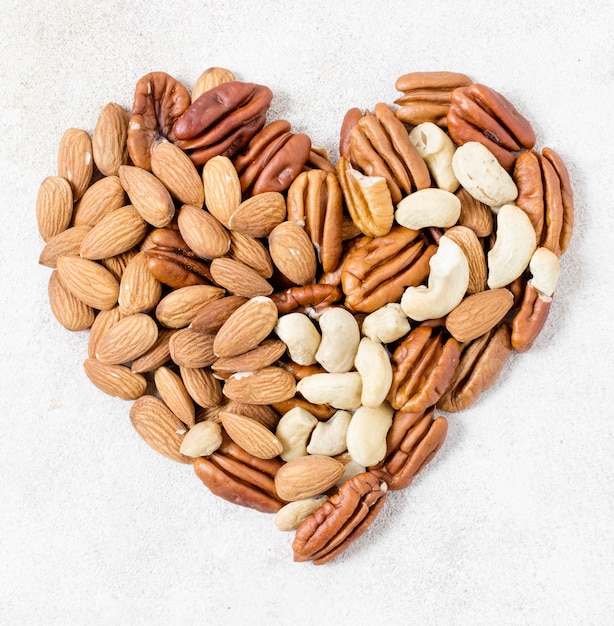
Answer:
[220,401,281,430]
[155,285,225,329]
[118,165,175,228]
[222,367,296,404]
[131,328,177,373]
[129,395,191,463]
[73,175,126,227]
[189,295,248,334]
[36,176,73,242]
[210,257,273,299]
[177,204,231,259]
[84,358,147,400]
[213,296,278,358]
[151,140,205,207]
[154,366,195,427]
[219,411,283,459]
[201,155,242,227]
[95,313,159,364]
[57,127,93,201]
[228,191,286,237]
[445,225,488,294]
[268,221,317,285]
[228,230,274,278]
[118,251,162,315]
[445,288,514,343]
[212,339,286,374]
[192,67,236,102]
[39,225,91,268]
[456,187,493,238]
[88,306,122,358]
[274,455,345,501]
[56,255,119,310]
[169,329,216,368]
[48,270,95,331]
[103,248,140,283]
[80,204,148,260]
[179,366,223,407]
[92,102,129,176]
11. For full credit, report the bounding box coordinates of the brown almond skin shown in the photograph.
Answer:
[274,455,345,501]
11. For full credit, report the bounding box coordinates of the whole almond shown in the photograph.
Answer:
[58,127,93,201]
[223,367,296,404]
[88,306,122,358]
[456,187,493,238]
[151,140,205,207]
[445,225,488,294]
[228,230,274,278]
[192,67,236,102]
[131,328,177,373]
[228,191,287,237]
[80,204,148,260]
[219,412,283,459]
[179,366,223,407]
[154,365,195,427]
[169,329,216,368]
[73,175,126,226]
[84,358,147,400]
[445,288,515,343]
[274,455,345,501]
[212,339,287,374]
[213,296,278,358]
[92,102,129,176]
[102,248,140,283]
[39,225,91,268]
[210,257,273,299]
[155,285,225,329]
[118,251,162,316]
[118,165,175,228]
[219,401,281,430]
[190,295,247,334]
[201,155,242,227]
[95,313,159,364]
[177,204,231,259]
[129,395,191,463]
[36,176,73,242]
[268,221,317,286]
[48,270,95,331]
[56,255,119,310]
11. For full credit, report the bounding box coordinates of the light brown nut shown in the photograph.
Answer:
[177,204,231,260]
[212,339,286,375]
[88,306,122,358]
[84,358,147,400]
[189,295,248,334]
[192,67,236,102]
[72,175,127,227]
[36,176,73,242]
[118,165,175,228]
[210,257,273,299]
[48,270,95,331]
[39,225,92,268]
[268,221,317,286]
[216,401,281,431]
[131,328,176,373]
[444,225,488,295]
[202,155,242,228]
[223,367,296,405]
[101,248,140,283]
[95,313,158,365]
[154,365,195,427]
[511,283,552,353]
[292,472,388,565]
[155,285,224,329]
[227,191,287,238]
[57,127,93,201]
[275,455,345,502]
[56,256,119,311]
[92,102,129,176]
[219,411,283,460]
[455,187,493,238]
[169,329,216,369]
[129,395,191,463]
[118,251,162,316]
[179,365,223,408]
[228,230,274,278]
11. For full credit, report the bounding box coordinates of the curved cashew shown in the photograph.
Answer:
[528,246,560,300]
[487,204,537,289]
[296,372,363,410]
[400,235,469,321]
[408,122,459,192]
[274,312,321,365]
[336,459,366,487]
[361,303,410,344]
[275,406,318,461]
[452,141,518,210]
[346,402,394,467]
[314,306,360,373]
[354,337,393,408]
[395,188,461,230]
[306,410,352,456]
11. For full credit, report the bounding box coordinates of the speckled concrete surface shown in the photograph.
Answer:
[1,1,613,624]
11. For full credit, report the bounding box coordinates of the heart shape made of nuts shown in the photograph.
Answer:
[37,67,574,565]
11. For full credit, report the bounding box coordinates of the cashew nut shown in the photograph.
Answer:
[314,306,360,373]
[296,372,363,410]
[306,410,352,456]
[274,495,329,531]
[179,420,222,458]
[274,312,321,365]
[400,235,469,321]
[346,402,394,467]
[452,141,518,210]
[528,246,560,300]
[487,204,537,289]
[408,122,459,192]
[395,188,461,230]
[361,303,410,344]
[275,406,318,461]
[354,337,393,408]
[336,459,366,487]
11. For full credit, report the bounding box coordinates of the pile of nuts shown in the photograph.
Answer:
[36,68,574,565]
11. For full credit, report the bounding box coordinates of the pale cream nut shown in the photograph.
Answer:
[306,410,352,457]
[408,122,459,192]
[354,337,393,408]
[314,306,360,373]
[179,420,223,458]
[346,402,394,467]
[395,188,461,230]
[274,495,329,531]
[528,246,560,299]
[274,312,321,366]
[296,372,363,410]
[360,303,410,344]
[275,406,318,461]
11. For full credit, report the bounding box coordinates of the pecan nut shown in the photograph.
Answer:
[127,72,191,171]
[511,283,552,353]
[171,81,273,166]
[292,472,388,564]
[270,283,343,315]
[286,170,344,273]
[340,226,437,313]
[447,83,536,170]
[388,325,460,413]
[193,433,286,514]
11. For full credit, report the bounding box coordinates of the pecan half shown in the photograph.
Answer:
[286,170,344,273]
[511,283,552,353]
[270,283,343,315]
[127,72,191,171]
[388,325,460,413]
[340,226,436,313]
[171,81,273,166]
[292,472,388,565]
[193,433,286,513]
[437,323,512,412]
[447,83,536,170]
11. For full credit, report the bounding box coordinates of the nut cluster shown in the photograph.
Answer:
[36,67,574,565]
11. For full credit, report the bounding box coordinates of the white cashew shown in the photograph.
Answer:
[274,312,321,365]
[361,303,410,344]
[296,372,363,410]
[336,459,366,487]
[354,337,393,408]
[400,235,469,321]
[408,122,459,192]
[452,141,518,210]
[275,407,318,461]
[274,495,329,531]
[528,247,560,300]
[306,410,352,456]
[487,204,537,289]
[179,420,222,458]
[314,306,360,373]
[395,188,461,230]
[346,402,394,467]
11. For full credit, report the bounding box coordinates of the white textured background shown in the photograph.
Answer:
[1,1,613,624]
